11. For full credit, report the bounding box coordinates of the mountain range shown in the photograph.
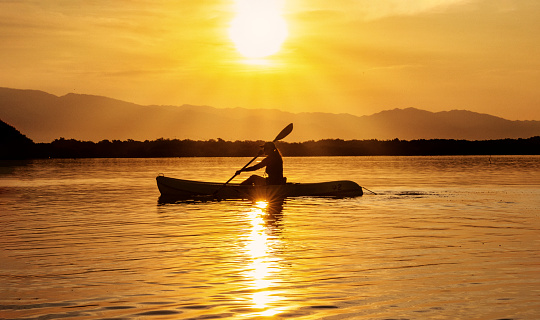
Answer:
[1,87,538,142]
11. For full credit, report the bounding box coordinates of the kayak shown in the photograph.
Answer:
[156,175,363,200]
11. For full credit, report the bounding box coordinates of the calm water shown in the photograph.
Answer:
[1,156,539,320]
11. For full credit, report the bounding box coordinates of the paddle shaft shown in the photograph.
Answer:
[222,153,260,185]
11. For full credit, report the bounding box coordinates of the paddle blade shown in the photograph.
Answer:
[273,123,293,142]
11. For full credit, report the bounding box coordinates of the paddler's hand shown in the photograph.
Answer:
[235,170,242,176]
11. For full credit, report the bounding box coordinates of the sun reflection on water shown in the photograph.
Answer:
[242,200,286,317]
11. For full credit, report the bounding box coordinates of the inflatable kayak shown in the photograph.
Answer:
[156,175,363,200]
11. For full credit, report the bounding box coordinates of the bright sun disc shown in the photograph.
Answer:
[229,0,288,59]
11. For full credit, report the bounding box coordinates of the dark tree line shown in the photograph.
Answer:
[278,137,540,156]
[34,138,264,158]
[1,136,536,159]
[3,119,539,160]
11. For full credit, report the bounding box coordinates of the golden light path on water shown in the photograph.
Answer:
[242,200,287,317]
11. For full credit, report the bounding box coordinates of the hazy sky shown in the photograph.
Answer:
[1,0,539,120]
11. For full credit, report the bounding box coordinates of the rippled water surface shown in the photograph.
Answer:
[1,156,539,319]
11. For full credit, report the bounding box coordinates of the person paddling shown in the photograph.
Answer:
[236,141,285,186]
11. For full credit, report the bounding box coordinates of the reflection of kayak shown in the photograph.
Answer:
[156,176,363,200]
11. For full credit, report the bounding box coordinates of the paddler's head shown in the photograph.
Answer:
[261,141,276,155]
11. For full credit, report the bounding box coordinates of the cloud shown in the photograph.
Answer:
[288,0,474,22]
[0,1,233,68]
[355,0,474,20]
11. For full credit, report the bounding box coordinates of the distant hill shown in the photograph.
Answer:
[1,119,35,159]
[1,87,539,142]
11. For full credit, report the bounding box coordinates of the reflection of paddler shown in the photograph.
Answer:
[237,142,286,186]
[266,199,284,229]
[253,199,284,236]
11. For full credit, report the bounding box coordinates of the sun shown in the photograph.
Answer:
[228,0,288,59]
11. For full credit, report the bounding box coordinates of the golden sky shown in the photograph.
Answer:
[1,0,539,120]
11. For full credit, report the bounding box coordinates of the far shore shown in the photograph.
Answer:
[3,136,539,160]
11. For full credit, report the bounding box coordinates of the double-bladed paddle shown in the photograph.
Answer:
[214,123,293,196]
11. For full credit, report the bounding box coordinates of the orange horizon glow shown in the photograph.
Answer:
[0,1,539,121]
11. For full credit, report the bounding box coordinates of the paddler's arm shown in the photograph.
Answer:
[236,157,268,175]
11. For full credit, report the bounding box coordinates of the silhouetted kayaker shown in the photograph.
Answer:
[236,141,285,185]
